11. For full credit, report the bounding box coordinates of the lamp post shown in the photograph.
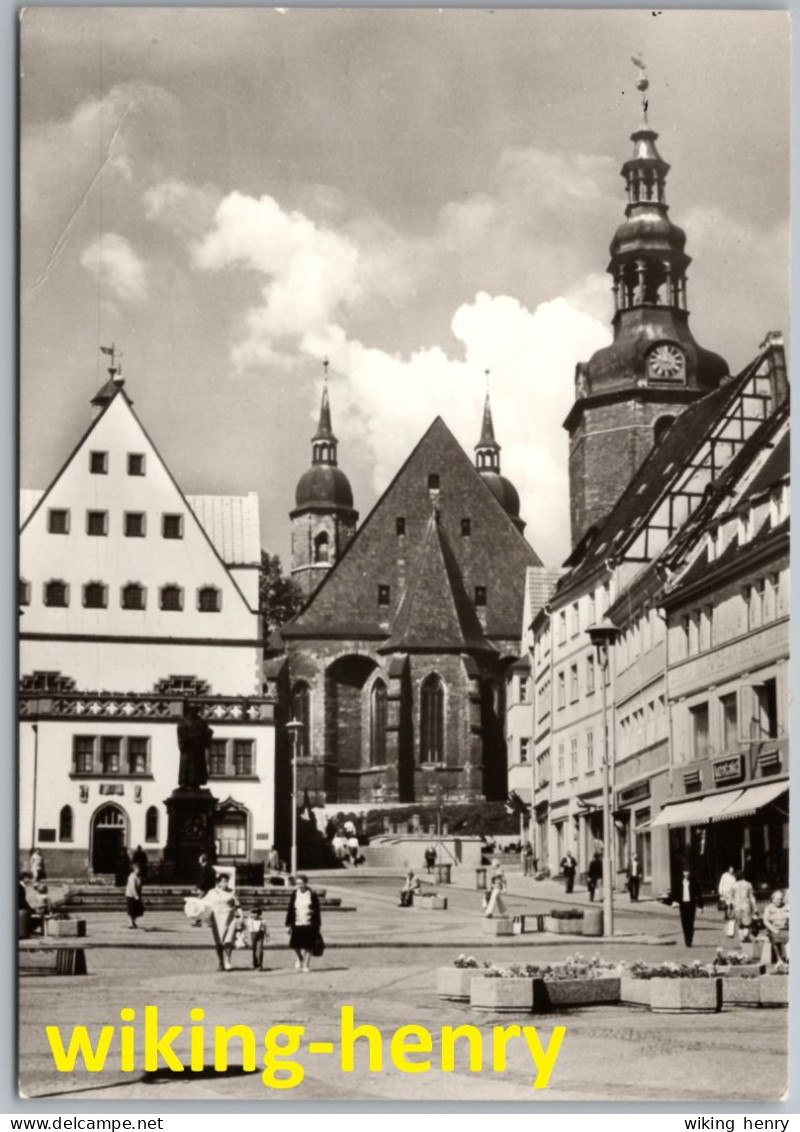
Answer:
[587,621,618,938]
[285,719,305,878]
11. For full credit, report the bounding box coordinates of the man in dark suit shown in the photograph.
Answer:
[670,866,704,946]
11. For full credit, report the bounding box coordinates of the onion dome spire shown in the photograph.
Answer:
[294,359,354,511]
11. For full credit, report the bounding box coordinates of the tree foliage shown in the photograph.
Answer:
[259,552,304,638]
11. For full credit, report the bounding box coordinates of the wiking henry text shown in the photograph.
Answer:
[45,1005,566,1090]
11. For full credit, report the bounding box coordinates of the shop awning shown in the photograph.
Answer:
[651,791,743,829]
[711,781,788,822]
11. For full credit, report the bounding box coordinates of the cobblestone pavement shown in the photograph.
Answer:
[19,874,788,1103]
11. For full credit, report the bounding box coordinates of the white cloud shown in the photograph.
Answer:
[80,233,147,301]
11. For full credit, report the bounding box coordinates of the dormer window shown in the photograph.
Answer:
[378,585,390,607]
[396,518,405,536]
[474,586,487,607]
[461,518,471,537]
[428,474,440,490]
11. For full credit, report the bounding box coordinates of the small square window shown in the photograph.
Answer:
[124,513,146,538]
[160,585,184,611]
[428,473,440,490]
[461,518,471,537]
[475,586,487,607]
[87,511,108,536]
[378,585,390,606]
[162,514,184,539]
[19,579,31,607]
[90,451,108,474]
[48,509,70,535]
[121,583,146,611]
[127,453,145,476]
[44,580,68,608]
[83,582,107,609]
[198,587,221,612]
[396,518,406,536]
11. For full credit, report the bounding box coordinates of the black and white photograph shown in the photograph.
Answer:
[18,9,790,1103]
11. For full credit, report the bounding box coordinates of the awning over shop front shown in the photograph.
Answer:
[711,781,788,822]
[651,791,742,828]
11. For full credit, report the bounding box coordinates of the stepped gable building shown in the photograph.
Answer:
[19,360,276,874]
[565,75,729,549]
[290,373,358,599]
[273,398,542,805]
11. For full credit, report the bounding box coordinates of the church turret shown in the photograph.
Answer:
[290,362,358,598]
[564,62,729,548]
[475,389,525,533]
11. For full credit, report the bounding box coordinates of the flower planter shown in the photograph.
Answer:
[418,895,448,911]
[759,975,789,1008]
[533,976,620,1011]
[436,967,486,1001]
[620,977,651,1008]
[721,977,761,1008]
[481,916,514,936]
[471,976,534,1012]
[544,916,583,935]
[44,918,86,939]
[649,977,722,1014]
[715,963,763,978]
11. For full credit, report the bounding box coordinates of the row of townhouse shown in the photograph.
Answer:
[508,335,789,897]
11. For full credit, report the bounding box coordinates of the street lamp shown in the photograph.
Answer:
[285,719,305,878]
[587,620,618,938]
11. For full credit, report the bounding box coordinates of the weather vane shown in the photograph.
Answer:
[100,343,123,378]
[631,55,649,124]
[323,357,330,384]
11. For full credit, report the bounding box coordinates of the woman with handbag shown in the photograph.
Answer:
[286,873,322,972]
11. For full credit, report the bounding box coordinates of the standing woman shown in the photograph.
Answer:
[205,872,240,971]
[286,874,322,972]
[125,863,144,929]
[732,869,757,949]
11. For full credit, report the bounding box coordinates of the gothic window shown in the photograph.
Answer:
[59,805,73,842]
[314,532,330,564]
[420,674,444,764]
[145,806,159,842]
[370,680,388,766]
[291,682,311,758]
[214,808,248,858]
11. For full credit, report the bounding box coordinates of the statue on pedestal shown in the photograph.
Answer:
[177,703,213,789]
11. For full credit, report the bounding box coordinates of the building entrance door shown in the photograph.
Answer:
[91,804,127,874]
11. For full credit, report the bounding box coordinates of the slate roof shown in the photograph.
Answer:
[186,493,261,566]
[743,429,790,500]
[526,566,563,619]
[282,416,542,646]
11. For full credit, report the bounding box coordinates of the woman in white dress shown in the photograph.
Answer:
[204,872,240,971]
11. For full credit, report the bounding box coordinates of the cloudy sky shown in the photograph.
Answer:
[20,9,789,568]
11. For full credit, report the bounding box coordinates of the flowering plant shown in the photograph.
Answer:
[713,948,755,967]
[480,954,616,980]
[453,954,482,969]
[626,960,712,980]
[548,908,584,920]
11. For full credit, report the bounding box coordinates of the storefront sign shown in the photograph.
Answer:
[712,754,743,783]
[619,781,651,806]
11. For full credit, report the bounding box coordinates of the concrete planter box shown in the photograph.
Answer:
[715,964,763,978]
[582,908,604,936]
[481,916,514,936]
[721,977,762,1008]
[418,895,448,911]
[471,976,534,1012]
[620,977,651,1007]
[533,976,620,1010]
[44,919,86,939]
[759,976,789,1008]
[544,916,583,935]
[650,978,722,1014]
[436,967,485,1001]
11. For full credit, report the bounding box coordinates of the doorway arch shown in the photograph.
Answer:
[90,804,128,874]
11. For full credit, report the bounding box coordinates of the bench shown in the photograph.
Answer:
[19,941,88,976]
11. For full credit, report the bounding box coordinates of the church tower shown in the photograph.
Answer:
[474,391,526,534]
[565,64,729,549]
[290,365,358,598]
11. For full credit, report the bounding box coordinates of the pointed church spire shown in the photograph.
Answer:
[312,360,337,464]
[475,382,501,474]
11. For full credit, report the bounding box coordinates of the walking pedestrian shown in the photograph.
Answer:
[483,860,508,918]
[125,863,144,929]
[587,852,603,903]
[628,853,642,902]
[732,869,757,949]
[718,865,737,919]
[205,872,239,971]
[247,902,269,970]
[424,846,437,875]
[670,865,703,946]
[286,874,322,972]
[522,842,534,877]
[561,851,577,894]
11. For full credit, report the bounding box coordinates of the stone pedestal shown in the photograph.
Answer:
[163,788,218,883]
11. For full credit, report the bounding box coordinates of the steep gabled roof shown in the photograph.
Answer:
[282,416,541,643]
[381,513,494,653]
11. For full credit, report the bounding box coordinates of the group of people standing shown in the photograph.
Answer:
[717,865,789,961]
